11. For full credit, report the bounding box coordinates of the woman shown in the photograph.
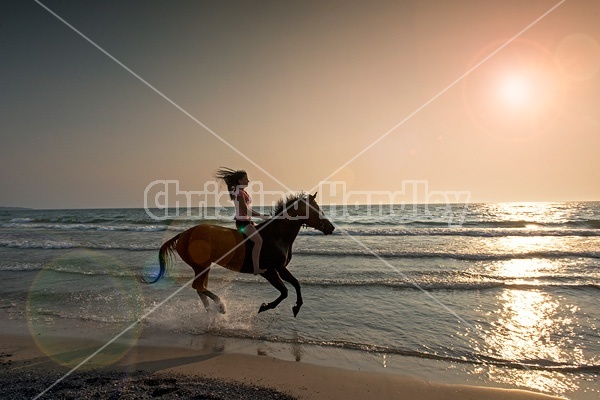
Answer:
[214,168,269,275]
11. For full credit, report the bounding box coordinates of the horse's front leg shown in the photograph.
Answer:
[278,267,302,317]
[258,271,288,314]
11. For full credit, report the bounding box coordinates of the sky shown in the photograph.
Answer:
[1,0,600,209]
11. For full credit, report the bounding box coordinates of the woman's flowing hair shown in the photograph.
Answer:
[214,167,247,200]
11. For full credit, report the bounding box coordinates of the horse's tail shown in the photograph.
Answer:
[144,233,181,284]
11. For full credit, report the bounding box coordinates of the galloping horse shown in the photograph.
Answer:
[146,193,334,317]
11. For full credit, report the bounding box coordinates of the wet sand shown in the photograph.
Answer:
[0,331,565,400]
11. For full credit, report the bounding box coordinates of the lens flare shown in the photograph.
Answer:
[555,33,600,81]
[26,250,144,369]
[462,38,563,141]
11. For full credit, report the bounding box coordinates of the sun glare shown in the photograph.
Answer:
[498,74,532,107]
[462,39,562,141]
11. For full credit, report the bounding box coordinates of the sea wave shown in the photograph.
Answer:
[293,249,600,260]
[0,262,45,272]
[197,330,600,373]
[218,276,600,291]
[333,218,600,229]
[0,238,156,251]
[0,261,139,276]
[2,243,598,261]
[8,218,34,223]
[0,238,79,249]
[298,279,599,291]
[334,227,600,237]
[4,261,596,292]
[1,214,235,228]
[4,219,600,238]
[32,308,139,324]
[0,222,173,232]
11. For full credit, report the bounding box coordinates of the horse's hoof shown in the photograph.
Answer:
[258,303,268,314]
[219,304,226,314]
[292,305,301,317]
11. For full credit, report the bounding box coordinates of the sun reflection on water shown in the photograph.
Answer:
[485,202,567,224]
[478,283,584,395]
[490,258,563,285]
[477,202,579,262]
[464,202,598,396]
[497,235,561,253]
[491,289,561,361]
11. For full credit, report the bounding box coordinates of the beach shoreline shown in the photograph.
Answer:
[0,327,566,400]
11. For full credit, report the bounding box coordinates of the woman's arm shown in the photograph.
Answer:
[236,194,249,218]
[237,194,268,219]
[251,209,270,219]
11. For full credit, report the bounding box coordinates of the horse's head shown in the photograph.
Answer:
[293,192,335,235]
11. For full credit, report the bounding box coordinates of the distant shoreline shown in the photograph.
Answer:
[0,206,32,210]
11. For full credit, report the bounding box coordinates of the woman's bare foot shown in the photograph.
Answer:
[254,268,267,275]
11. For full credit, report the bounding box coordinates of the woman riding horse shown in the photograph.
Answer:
[146,191,334,317]
[214,168,269,275]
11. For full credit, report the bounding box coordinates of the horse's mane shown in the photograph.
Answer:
[271,192,306,217]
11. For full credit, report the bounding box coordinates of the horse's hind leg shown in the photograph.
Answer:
[258,271,288,314]
[278,267,303,317]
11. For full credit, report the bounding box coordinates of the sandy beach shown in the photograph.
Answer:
[0,328,565,400]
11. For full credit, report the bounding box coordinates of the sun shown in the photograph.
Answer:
[498,74,532,107]
[462,38,563,141]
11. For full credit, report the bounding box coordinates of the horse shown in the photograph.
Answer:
[145,193,335,317]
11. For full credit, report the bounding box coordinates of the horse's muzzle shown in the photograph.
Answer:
[320,220,335,235]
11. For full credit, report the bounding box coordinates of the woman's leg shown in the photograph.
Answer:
[244,224,266,275]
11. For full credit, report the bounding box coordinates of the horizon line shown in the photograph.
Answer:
[3,199,599,211]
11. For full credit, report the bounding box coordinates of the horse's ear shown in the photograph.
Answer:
[312,191,318,198]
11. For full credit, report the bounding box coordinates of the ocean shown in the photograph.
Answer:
[1,202,599,399]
